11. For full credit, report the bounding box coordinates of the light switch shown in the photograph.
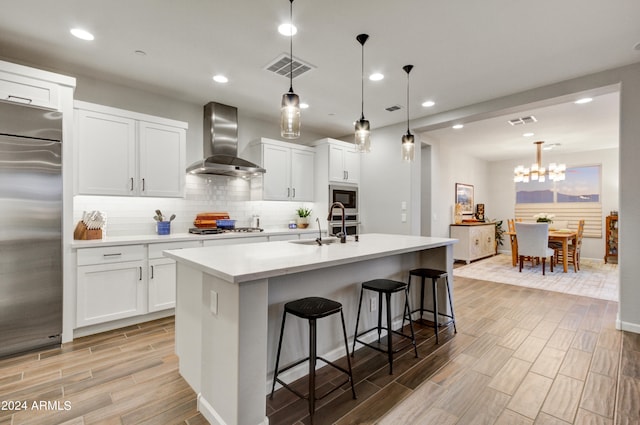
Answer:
[401,201,407,211]
[210,290,218,316]
[401,213,407,222]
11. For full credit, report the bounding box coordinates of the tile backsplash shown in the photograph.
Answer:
[74,174,317,236]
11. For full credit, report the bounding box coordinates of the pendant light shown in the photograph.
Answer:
[401,64,415,162]
[280,0,300,139]
[513,141,566,183]
[355,34,371,153]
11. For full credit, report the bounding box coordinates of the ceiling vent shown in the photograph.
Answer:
[508,115,538,126]
[385,105,402,112]
[265,53,315,79]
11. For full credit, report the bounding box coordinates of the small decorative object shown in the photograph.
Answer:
[74,210,106,240]
[534,213,555,223]
[475,203,485,221]
[288,220,297,229]
[454,203,463,224]
[296,207,312,228]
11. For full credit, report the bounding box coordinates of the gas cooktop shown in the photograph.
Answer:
[188,227,263,235]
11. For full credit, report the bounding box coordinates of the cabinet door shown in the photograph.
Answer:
[262,144,291,200]
[77,110,137,196]
[481,225,495,256]
[138,122,186,198]
[343,147,360,184]
[469,227,482,259]
[77,260,145,327]
[290,148,314,201]
[0,70,59,109]
[329,145,346,182]
[148,258,177,312]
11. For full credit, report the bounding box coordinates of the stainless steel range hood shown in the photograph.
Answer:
[186,102,266,176]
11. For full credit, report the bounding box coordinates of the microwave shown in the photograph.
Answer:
[329,184,358,216]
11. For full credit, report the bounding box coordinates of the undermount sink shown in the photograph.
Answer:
[290,237,340,246]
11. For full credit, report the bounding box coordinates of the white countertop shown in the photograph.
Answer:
[164,233,457,283]
[70,227,318,248]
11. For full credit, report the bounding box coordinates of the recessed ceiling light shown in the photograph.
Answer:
[422,100,435,108]
[212,75,228,83]
[70,28,94,41]
[523,132,534,137]
[278,23,297,36]
[452,124,464,129]
[300,103,309,109]
[369,73,384,81]
[574,97,593,104]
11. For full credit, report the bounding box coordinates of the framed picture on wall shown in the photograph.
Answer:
[455,183,474,215]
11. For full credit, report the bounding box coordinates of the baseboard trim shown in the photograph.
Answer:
[197,393,269,425]
[616,318,640,334]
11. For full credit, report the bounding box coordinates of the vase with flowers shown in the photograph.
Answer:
[534,213,555,223]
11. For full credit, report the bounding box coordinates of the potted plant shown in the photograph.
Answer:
[296,207,312,229]
[494,219,505,254]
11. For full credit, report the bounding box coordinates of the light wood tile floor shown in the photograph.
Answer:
[1,277,638,425]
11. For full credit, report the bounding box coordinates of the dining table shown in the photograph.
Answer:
[507,229,577,273]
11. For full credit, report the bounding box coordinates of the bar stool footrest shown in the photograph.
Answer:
[354,327,416,354]
[274,356,353,401]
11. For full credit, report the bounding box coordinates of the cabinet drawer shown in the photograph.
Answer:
[0,71,59,109]
[148,241,201,259]
[77,245,145,266]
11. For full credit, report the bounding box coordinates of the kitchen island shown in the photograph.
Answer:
[164,233,457,425]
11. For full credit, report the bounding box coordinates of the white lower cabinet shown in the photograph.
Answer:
[450,223,496,264]
[147,241,201,312]
[77,252,146,327]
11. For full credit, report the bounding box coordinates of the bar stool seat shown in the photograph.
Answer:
[352,279,418,374]
[402,268,457,344]
[270,296,356,425]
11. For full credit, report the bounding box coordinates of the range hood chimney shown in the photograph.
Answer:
[186,102,266,176]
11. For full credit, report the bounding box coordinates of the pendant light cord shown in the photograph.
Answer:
[360,41,364,120]
[406,71,410,132]
[289,0,294,93]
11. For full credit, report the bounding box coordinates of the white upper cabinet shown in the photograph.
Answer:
[247,138,314,201]
[315,138,360,185]
[75,101,187,197]
[138,121,186,197]
[0,69,60,109]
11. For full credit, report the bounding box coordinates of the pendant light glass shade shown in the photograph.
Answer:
[355,34,371,152]
[401,64,415,162]
[355,118,370,153]
[280,0,300,139]
[281,90,300,139]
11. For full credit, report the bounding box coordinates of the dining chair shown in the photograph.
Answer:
[507,219,518,266]
[556,219,585,272]
[515,223,555,275]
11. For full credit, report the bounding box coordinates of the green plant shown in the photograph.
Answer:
[494,219,505,252]
[296,207,312,218]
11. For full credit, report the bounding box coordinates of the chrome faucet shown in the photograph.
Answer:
[315,217,323,246]
[328,201,347,243]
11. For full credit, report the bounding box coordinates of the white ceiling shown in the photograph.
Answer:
[0,1,639,143]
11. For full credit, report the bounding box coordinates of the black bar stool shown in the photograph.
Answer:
[270,297,356,424]
[402,268,457,344]
[351,279,418,374]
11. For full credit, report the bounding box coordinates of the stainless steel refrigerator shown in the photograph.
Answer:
[0,100,62,358]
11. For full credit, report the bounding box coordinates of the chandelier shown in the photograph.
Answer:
[514,141,566,183]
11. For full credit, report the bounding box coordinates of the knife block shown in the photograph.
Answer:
[74,221,103,240]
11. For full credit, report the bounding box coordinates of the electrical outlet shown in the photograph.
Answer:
[370,297,377,312]
[210,290,218,316]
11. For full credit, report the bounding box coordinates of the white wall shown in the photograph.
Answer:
[487,148,619,260]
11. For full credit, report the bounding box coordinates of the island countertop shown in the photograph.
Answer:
[163,233,457,283]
